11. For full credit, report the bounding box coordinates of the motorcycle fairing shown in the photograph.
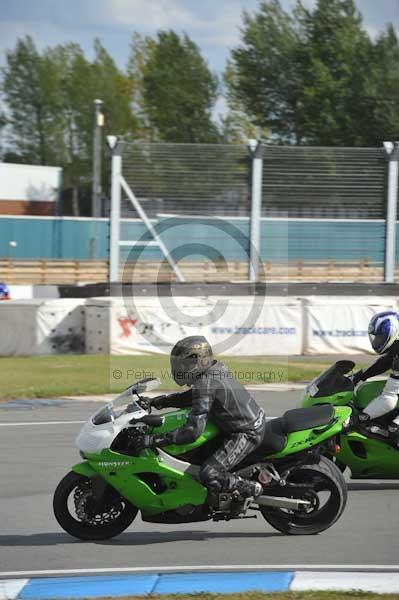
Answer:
[302,367,399,478]
[339,431,399,478]
[73,406,350,516]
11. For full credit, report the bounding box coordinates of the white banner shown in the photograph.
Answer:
[0,299,85,356]
[305,297,399,355]
[85,296,302,356]
[3,295,399,357]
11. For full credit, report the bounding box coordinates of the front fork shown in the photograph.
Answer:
[72,462,120,515]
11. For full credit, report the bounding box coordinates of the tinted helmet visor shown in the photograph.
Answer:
[368,331,388,354]
[170,354,198,385]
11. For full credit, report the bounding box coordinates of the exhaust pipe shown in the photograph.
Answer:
[255,495,311,510]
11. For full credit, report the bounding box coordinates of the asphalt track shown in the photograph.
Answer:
[0,390,398,575]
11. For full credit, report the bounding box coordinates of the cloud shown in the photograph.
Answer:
[0,0,396,77]
[106,0,194,29]
[0,18,98,66]
[365,25,380,40]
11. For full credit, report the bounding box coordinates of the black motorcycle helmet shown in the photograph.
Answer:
[170,336,214,386]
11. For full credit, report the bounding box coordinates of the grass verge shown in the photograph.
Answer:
[0,354,357,400]
[91,593,399,600]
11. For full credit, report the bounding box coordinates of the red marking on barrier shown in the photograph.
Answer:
[118,317,137,337]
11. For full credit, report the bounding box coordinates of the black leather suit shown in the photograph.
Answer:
[153,361,266,492]
[359,340,399,381]
[356,340,399,421]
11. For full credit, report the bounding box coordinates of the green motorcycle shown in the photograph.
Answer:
[302,360,399,479]
[54,377,351,540]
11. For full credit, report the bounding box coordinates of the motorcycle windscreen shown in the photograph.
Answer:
[92,387,142,425]
[307,360,355,398]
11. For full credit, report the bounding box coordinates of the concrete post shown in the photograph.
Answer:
[384,141,399,283]
[248,140,263,282]
[109,142,122,283]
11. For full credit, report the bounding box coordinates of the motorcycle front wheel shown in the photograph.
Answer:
[53,471,138,541]
[260,456,347,535]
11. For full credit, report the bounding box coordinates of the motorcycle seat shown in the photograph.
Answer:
[261,418,287,454]
[281,404,334,433]
[259,405,335,456]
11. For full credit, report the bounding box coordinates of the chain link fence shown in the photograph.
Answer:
[121,142,250,218]
[109,141,396,283]
[119,142,387,219]
[262,147,387,219]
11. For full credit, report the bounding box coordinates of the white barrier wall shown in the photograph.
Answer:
[304,297,399,355]
[0,299,85,356]
[2,295,399,356]
[85,297,302,356]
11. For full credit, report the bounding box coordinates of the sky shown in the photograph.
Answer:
[1,0,399,118]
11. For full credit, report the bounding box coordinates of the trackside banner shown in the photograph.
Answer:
[85,296,303,356]
[305,296,398,355]
[0,299,85,356]
[2,295,399,356]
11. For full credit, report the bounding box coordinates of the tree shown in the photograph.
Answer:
[127,33,156,140]
[227,0,305,143]
[1,36,64,164]
[1,37,138,214]
[222,60,271,143]
[50,40,137,200]
[226,0,398,146]
[298,0,373,145]
[141,30,219,143]
[363,25,399,145]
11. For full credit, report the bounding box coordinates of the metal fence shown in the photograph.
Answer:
[107,140,399,284]
[121,142,250,217]
[119,142,388,219]
[262,147,387,219]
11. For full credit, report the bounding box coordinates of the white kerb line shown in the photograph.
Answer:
[0,421,85,427]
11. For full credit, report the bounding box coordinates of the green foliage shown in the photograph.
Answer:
[0,36,138,213]
[363,25,399,144]
[298,0,373,145]
[0,31,223,212]
[4,0,399,199]
[127,32,156,140]
[91,593,399,600]
[141,30,220,143]
[226,0,399,146]
[1,36,63,164]
[227,0,304,143]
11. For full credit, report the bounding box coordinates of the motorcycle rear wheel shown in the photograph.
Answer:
[53,471,138,541]
[260,456,347,535]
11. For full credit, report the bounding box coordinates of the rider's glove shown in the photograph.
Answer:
[351,369,365,386]
[350,407,370,429]
[150,395,169,410]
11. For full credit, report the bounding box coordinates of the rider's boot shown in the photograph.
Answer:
[206,476,262,514]
[234,476,263,499]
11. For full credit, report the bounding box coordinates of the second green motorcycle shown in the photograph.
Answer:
[302,360,399,479]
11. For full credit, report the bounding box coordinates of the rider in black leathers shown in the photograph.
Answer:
[352,311,399,446]
[133,336,265,500]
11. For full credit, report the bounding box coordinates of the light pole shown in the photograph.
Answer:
[92,99,104,218]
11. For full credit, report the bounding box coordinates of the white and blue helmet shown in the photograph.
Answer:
[368,311,399,354]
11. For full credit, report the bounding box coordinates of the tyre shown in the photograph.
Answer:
[260,456,347,535]
[53,471,138,541]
